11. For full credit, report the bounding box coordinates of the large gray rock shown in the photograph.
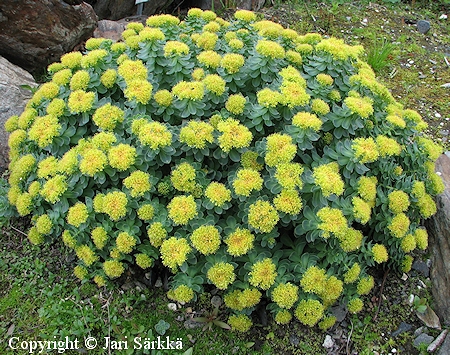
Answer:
[426,153,450,326]
[0,56,37,171]
[0,0,98,75]
[91,0,175,21]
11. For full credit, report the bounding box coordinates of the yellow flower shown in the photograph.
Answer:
[61,51,83,69]
[92,103,124,131]
[190,225,221,255]
[74,265,88,280]
[28,115,61,148]
[68,90,95,113]
[357,176,377,202]
[179,121,214,149]
[103,260,125,279]
[108,144,136,171]
[58,149,79,175]
[202,74,226,96]
[4,115,19,132]
[372,244,389,263]
[124,79,153,104]
[241,151,263,171]
[160,237,191,272]
[164,41,189,57]
[386,114,406,128]
[265,133,297,167]
[40,175,67,203]
[357,275,374,295]
[135,254,153,269]
[402,255,414,273]
[313,162,344,197]
[388,190,410,214]
[388,213,410,238]
[123,171,151,197]
[81,49,108,68]
[317,207,347,238]
[197,50,222,69]
[235,9,256,22]
[249,258,277,290]
[344,263,361,284]
[138,122,172,149]
[429,173,445,195]
[376,135,402,157]
[229,38,244,50]
[154,89,173,107]
[256,40,286,59]
[316,37,363,60]
[280,82,311,108]
[192,68,205,81]
[70,70,90,91]
[52,68,72,86]
[46,98,66,117]
[316,73,334,86]
[195,32,218,50]
[91,132,117,152]
[35,214,52,235]
[248,200,279,233]
[172,285,194,303]
[91,226,108,249]
[273,189,303,215]
[292,112,322,131]
[225,94,246,115]
[28,181,41,198]
[103,191,128,221]
[401,234,416,253]
[414,228,428,250]
[228,314,252,332]
[311,98,330,115]
[233,169,263,196]
[94,275,107,287]
[80,148,107,176]
[253,20,283,38]
[272,283,299,309]
[344,96,374,118]
[100,69,117,88]
[37,156,59,179]
[220,54,245,74]
[225,227,254,256]
[203,21,221,32]
[352,137,379,164]
[300,266,327,294]
[347,298,363,313]
[417,137,443,161]
[257,88,282,108]
[205,182,232,207]
[167,195,197,225]
[18,108,37,129]
[137,204,154,220]
[147,222,167,248]
[62,230,77,249]
[76,245,98,266]
[352,197,371,224]
[116,232,136,254]
[118,59,147,83]
[170,162,196,193]
[217,118,253,152]
[337,227,363,252]
[205,262,236,291]
[146,14,180,27]
[67,202,89,227]
[320,276,343,305]
[295,299,324,327]
[172,81,204,101]
[275,310,292,324]
[275,163,304,189]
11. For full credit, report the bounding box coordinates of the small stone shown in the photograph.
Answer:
[414,333,435,348]
[441,83,450,88]
[417,20,431,34]
[401,273,408,281]
[439,14,448,20]
[414,327,425,336]
[391,349,397,353]
[391,322,412,337]
[331,304,348,322]
[184,319,203,329]
[289,335,300,346]
[408,294,415,305]
[211,295,222,308]
[416,306,442,329]
[323,335,334,349]
[435,113,442,118]
[428,329,448,352]
[412,260,430,277]
[437,332,450,355]
[155,278,162,287]
[168,303,177,311]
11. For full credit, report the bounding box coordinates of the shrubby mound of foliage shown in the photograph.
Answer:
[4,8,444,331]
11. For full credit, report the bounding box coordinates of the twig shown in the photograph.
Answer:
[346,319,354,355]
[10,225,28,237]
[373,269,389,321]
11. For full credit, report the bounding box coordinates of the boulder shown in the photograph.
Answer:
[0,56,37,172]
[0,0,98,75]
[426,153,450,326]
[90,0,176,21]
[94,19,126,42]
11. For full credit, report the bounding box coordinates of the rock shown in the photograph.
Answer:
[426,153,450,326]
[416,305,441,329]
[93,20,126,42]
[413,333,434,348]
[417,20,431,34]
[331,304,348,322]
[211,295,222,308]
[91,0,176,21]
[167,303,177,311]
[322,335,334,349]
[437,332,450,355]
[391,322,412,337]
[412,260,430,277]
[0,0,97,75]
[289,335,300,346]
[0,56,37,172]
[428,329,448,352]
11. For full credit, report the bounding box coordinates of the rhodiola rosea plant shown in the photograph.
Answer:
[4,8,444,332]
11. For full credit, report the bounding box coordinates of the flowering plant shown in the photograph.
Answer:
[5,8,444,331]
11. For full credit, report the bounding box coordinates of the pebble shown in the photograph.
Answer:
[414,333,435,348]
[435,113,442,118]
[391,322,412,337]
[168,303,177,311]
[331,305,348,322]
[412,260,430,277]
[417,20,431,34]
[289,335,300,346]
[428,329,448,352]
[323,335,334,349]
[437,332,450,355]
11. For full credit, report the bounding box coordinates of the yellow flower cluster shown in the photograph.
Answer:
[344,263,361,284]
[234,9,256,22]
[221,54,245,74]
[352,197,371,224]
[253,20,284,38]
[170,162,196,193]
[217,118,252,152]
[108,144,136,171]
[68,90,95,113]
[249,258,277,290]
[138,122,172,149]
[271,283,299,309]
[115,232,136,254]
[275,310,292,324]
[197,50,222,68]
[388,190,410,214]
[46,98,66,117]
[190,225,221,255]
[70,70,90,91]
[273,189,303,215]
[205,182,232,207]
[195,32,218,50]
[347,298,363,313]
[225,93,246,114]
[248,200,279,233]
[92,103,124,131]
[67,202,88,227]
[146,14,180,27]
[207,262,236,289]
[375,135,402,157]
[164,41,189,57]
[167,195,197,225]
[123,171,150,197]
[228,314,252,332]
[265,133,297,167]
[137,204,154,221]
[35,214,52,235]
[344,96,374,118]
[154,89,173,107]
[172,285,194,303]
[275,163,304,189]
[91,226,108,249]
[357,275,374,295]
[311,99,330,115]
[257,88,282,108]
[372,243,389,263]
[401,234,416,253]
[224,227,254,256]
[40,175,67,203]
[316,73,334,86]
[317,207,347,238]
[313,162,344,197]
[233,169,263,196]
[37,157,58,179]
[28,115,61,148]
[160,237,191,272]
[292,112,322,131]
[414,228,428,250]
[203,74,226,96]
[74,265,88,280]
[316,37,363,60]
[172,81,204,101]
[256,40,285,59]
[103,260,125,279]
[147,222,167,248]
[295,299,324,326]
[417,193,437,218]
[79,148,107,176]
[352,137,379,164]
[224,288,261,310]
[102,191,128,221]
[76,245,98,266]
[387,213,410,238]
